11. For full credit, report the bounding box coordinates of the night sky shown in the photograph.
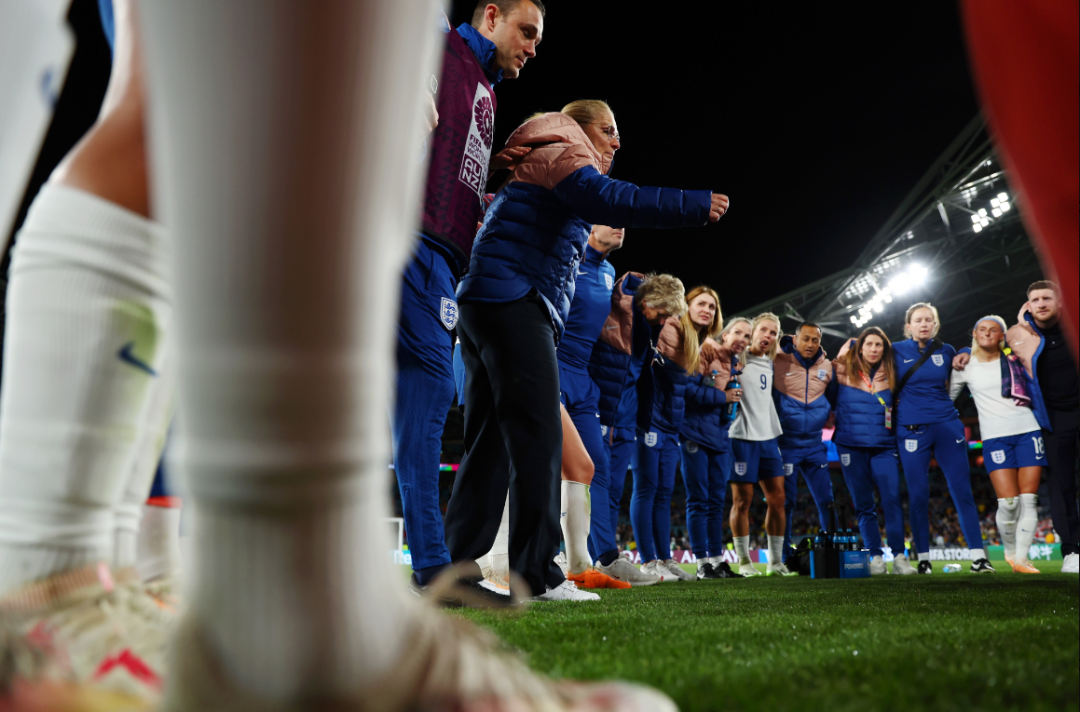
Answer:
[450,2,981,316]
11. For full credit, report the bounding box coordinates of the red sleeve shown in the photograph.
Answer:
[961,0,1079,359]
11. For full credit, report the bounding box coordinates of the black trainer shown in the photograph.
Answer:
[917,561,933,575]
[970,558,996,573]
[715,561,745,579]
[696,563,722,580]
[410,572,514,609]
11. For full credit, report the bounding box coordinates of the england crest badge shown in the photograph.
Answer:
[991,450,1007,465]
[817,368,828,381]
[644,432,658,447]
[905,439,919,452]
[932,354,944,367]
[784,464,794,476]
[841,453,851,467]
[440,298,459,330]
[734,462,747,476]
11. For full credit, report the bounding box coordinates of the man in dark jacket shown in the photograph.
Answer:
[394,0,545,597]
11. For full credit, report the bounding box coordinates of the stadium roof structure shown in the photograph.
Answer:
[743,114,1045,354]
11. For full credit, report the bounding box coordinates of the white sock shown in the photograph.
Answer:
[969,548,986,561]
[136,502,182,581]
[708,555,723,567]
[735,535,751,565]
[767,535,784,567]
[140,0,438,699]
[0,184,169,595]
[115,342,175,571]
[561,481,592,574]
[479,491,509,579]
[995,497,1019,560]
[918,552,931,562]
[1016,493,1039,564]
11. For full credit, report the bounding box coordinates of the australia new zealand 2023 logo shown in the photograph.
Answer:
[459,84,495,197]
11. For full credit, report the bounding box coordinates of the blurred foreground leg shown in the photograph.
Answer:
[142,1,677,709]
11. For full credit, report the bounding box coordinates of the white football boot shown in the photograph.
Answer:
[532,580,600,602]
[662,559,695,581]
[640,560,672,582]
[765,562,797,577]
[594,557,661,587]
[738,561,763,577]
[891,554,917,576]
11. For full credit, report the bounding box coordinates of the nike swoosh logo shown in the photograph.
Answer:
[605,325,617,330]
[1036,455,1044,460]
[955,439,965,444]
[1013,340,1025,345]
[904,359,915,363]
[118,342,156,376]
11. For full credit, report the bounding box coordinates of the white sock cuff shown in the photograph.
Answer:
[918,552,930,562]
[996,496,1019,514]
[114,502,142,535]
[0,498,113,550]
[969,548,986,560]
[1019,493,1038,506]
[14,183,169,295]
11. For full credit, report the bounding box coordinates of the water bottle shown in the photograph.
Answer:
[724,355,742,420]
[943,563,962,573]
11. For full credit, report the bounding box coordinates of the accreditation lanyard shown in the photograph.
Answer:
[860,371,892,429]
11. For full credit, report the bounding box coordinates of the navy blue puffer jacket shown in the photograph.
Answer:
[642,318,689,435]
[832,339,896,450]
[589,273,654,431]
[681,341,737,452]
[456,113,712,343]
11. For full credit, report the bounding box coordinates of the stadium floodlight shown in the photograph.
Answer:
[978,208,988,217]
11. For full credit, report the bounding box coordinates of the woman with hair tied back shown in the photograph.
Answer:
[893,303,994,574]
[949,317,1044,573]
[630,276,701,583]
[448,100,729,601]
[678,289,747,579]
[832,327,913,575]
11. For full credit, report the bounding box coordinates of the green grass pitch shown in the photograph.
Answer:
[453,562,1079,712]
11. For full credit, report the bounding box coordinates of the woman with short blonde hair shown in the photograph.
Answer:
[949,316,1043,573]
[449,97,728,598]
[893,303,993,574]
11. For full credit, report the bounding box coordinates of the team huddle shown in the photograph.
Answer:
[390,1,1079,602]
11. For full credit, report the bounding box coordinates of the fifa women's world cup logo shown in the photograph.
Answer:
[474,95,494,149]
[459,84,496,196]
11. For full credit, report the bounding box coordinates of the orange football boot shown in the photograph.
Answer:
[567,567,631,589]
[1011,560,1040,574]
